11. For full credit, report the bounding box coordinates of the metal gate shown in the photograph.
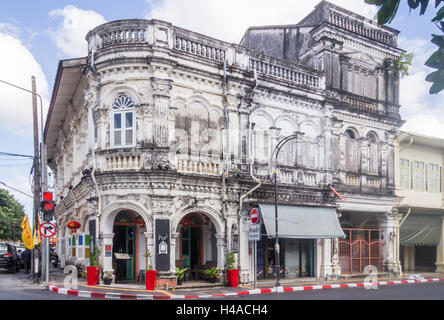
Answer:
[339,228,383,274]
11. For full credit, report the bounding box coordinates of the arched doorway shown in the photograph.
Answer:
[112,211,145,282]
[176,213,218,276]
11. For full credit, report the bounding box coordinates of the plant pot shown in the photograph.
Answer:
[87,266,100,286]
[145,270,157,290]
[226,269,238,287]
[103,278,112,285]
[177,278,183,286]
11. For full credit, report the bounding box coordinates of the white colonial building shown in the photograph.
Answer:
[44,1,404,286]
[395,132,444,273]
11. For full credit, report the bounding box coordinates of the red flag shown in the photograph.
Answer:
[329,185,343,201]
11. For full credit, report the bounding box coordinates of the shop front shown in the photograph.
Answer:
[256,204,344,279]
[256,235,315,279]
[400,211,443,272]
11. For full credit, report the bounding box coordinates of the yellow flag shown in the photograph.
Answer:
[21,215,34,250]
[37,215,42,244]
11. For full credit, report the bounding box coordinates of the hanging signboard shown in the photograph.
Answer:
[155,219,170,272]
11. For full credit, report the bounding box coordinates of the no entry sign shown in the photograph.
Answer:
[40,222,56,238]
[250,208,260,224]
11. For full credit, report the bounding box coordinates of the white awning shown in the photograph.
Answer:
[259,204,345,239]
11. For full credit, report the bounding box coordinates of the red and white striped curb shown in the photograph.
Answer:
[46,277,444,300]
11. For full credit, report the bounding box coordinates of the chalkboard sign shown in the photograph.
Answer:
[155,219,170,271]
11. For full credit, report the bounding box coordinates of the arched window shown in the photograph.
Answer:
[253,129,269,162]
[345,129,356,139]
[111,95,136,147]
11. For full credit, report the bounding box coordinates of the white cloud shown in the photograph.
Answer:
[401,113,444,140]
[49,5,106,57]
[398,36,444,139]
[0,31,50,136]
[146,0,377,43]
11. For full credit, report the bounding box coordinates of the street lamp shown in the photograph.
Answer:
[271,132,304,287]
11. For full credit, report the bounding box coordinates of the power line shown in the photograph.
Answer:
[0,164,33,167]
[0,181,33,198]
[0,158,33,161]
[0,152,34,159]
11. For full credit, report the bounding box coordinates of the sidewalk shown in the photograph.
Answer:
[46,270,444,300]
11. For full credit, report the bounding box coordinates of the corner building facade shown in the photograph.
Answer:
[45,1,404,286]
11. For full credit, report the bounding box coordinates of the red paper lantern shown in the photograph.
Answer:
[67,221,81,233]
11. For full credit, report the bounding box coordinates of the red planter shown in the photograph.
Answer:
[226,269,238,287]
[145,270,157,290]
[87,266,100,286]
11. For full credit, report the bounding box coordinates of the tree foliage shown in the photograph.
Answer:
[394,51,414,77]
[0,188,25,241]
[365,0,444,94]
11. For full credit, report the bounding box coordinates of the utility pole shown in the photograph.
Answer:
[31,76,41,283]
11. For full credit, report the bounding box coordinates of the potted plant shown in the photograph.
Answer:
[225,251,238,287]
[103,271,113,285]
[175,267,188,286]
[205,267,221,283]
[87,247,100,286]
[144,249,157,290]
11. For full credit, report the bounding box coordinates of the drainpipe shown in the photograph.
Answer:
[85,49,102,256]
[221,59,230,262]
[239,70,261,214]
[238,70,261,282]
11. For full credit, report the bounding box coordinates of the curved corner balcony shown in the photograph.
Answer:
[86,19,152,54]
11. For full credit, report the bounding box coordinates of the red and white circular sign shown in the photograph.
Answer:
[250,208,260,224]
[40,222,56,238]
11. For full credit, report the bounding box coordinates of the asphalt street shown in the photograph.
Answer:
[2,267,444,301]
[0,268,87,300]
[221,281,444,300]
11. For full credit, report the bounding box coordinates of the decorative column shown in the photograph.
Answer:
[239,99,250,166]
[99,233,114,271]
[331,210,342,275]
[435,216,444,272]
[238,216,250,284]
[170,232,179,274]
[215,233,225,271]
[168,107,177,165]
[386,131,397,191]
[151,77,172,147]
[320,238,333,278]
[379,210,402,274]
[144,231,155,269]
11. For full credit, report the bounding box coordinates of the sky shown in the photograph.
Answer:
[0,0,442,223]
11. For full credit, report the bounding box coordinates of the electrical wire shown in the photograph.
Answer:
[0,152,33,159]
[0,181,33,198]
[0,164,29,167]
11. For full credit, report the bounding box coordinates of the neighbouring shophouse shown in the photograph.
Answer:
[395,131,444,273]
[44,1,404,287]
